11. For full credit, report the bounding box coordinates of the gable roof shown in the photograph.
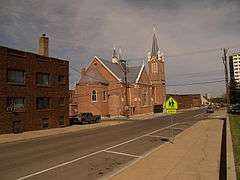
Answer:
[78,68,108,85]
[84,56,146,84]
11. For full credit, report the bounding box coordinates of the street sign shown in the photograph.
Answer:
[165,97,178,114]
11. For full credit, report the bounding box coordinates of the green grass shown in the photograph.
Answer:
[229,114,240,180]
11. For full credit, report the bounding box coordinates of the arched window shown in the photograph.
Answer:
[91,90,97,102]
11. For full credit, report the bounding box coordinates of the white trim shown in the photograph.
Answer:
[94,56,122,82]
[135,64,145,83]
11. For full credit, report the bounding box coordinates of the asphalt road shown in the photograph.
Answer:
[0,109,208,180]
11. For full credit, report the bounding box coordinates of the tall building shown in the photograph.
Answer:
[229,53,240,86]
[229,53,240,103]
[71,29,166,117]
[0,34,69,134]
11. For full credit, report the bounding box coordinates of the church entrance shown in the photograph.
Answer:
[108,93,120,116]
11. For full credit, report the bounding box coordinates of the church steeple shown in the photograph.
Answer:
[151,34,159,58]
[112,47,118,63]
[151,26,159,59]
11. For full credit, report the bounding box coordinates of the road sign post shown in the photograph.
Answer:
[165,97,178,143]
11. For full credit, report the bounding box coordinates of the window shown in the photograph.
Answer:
[42,118,49,128]
[6,97,25,111]
[59,116,65,126]
[36,97,49,109]
[59,97,65,106]
[151,62,158,73]
[142,88,149,106]
[36,73,49,86]
[7,69,25,84]
[103,91,107,101]
[58,75,65,84]
[91,90,97,102]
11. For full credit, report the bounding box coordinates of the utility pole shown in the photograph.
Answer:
[222,48,230,107]
[124,65,129,118]
[119,56,129,118]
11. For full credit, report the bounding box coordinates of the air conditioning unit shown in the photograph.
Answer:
[6,107,13,112]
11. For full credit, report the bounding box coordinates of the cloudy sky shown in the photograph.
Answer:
[1,0,240,96]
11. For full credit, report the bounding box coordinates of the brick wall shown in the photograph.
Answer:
[0,46,69,134]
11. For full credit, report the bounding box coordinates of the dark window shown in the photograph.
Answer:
[91,90,97,102]
[36,97,49,109]
[59,97,65,106]
[42,118,49,128]
[6,97,25,111]
[59,116,65,126]
[103,91,107,101]
[7,69,25,84]
[58,75,65,84]
[36,73,49,86]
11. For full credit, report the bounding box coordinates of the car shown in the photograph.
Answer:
[229,104,240,114]
[69,112,101,125]
[206,106,214,113]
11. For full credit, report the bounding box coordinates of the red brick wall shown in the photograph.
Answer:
[0,46,69,134]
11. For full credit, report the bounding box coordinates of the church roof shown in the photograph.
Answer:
[78,68,108,84]
[96,57,143,84]
[151,33,159,58]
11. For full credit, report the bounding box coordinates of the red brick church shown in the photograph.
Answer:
[71,31,166,117]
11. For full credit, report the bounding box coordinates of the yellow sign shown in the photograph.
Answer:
[165,97,178,114]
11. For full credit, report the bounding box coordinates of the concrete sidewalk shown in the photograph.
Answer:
[109,116,223,180]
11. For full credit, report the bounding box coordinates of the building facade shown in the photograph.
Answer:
[0,34,69,134]
[167,94,204,109]
[71,32,166,117]
[229,53,240,103]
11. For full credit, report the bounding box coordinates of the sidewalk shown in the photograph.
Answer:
[109,113,224,180]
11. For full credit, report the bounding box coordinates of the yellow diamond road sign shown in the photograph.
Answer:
[165,97,178,114]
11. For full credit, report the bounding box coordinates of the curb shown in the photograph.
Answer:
[227,115,237,180]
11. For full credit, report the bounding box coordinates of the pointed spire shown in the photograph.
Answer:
[112,46,118,58]
[112,46,119,63]
[151,24,159,58]
[118,48,122,60]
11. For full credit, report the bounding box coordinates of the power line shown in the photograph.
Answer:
[166,79,225,87]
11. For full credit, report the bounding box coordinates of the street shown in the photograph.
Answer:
[0,109,208,180]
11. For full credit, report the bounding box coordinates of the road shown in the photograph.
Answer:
[0,109,207,180]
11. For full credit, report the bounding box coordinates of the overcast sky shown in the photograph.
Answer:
[1,0,240,96]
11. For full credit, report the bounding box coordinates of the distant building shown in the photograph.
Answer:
[229,53,240,87]
[71,31,166,117]
[0,34,69,134]
[229,53,240,103]
[166,94,205,109]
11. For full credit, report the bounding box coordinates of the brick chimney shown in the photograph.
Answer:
[80,68,86,77]
[39,33,49,56]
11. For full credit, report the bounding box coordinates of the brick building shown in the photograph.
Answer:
[0,34,69,134]
[71,31,166,117]
[166,94,204,109]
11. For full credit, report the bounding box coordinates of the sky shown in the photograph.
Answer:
[1,0,240,96]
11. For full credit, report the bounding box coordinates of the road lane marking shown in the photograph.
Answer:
[17,123,178,180]
[18,118,200,180]
[193,112,206,117]
[103,150,143,158]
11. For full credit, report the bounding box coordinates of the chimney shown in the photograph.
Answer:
[39,33,49,56]
[80,68,86,77]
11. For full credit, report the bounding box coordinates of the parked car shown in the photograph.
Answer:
[69,112,101,125]
[228,104,240,114]
[206,106,214,113]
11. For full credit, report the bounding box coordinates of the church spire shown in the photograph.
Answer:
[151,25,159,59]
[112,46,118,63]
